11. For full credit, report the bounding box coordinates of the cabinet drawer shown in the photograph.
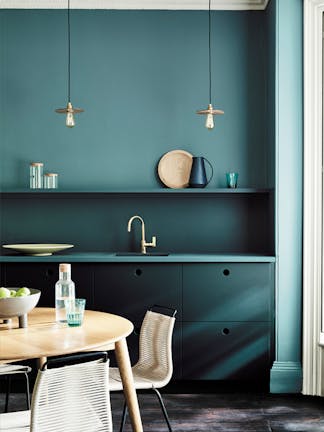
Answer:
[183,263,274,321]
[94,263,182,323]
[182,322,272,380]
[4,263,94,309]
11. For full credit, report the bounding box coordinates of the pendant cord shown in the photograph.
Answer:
[67,0,71,102]
[208,0,212,105]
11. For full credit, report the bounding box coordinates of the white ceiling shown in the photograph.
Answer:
[0,0,269,10]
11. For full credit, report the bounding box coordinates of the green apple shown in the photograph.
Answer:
[10,290,17,297]
[17,287,31,296]
[0,287,11,299]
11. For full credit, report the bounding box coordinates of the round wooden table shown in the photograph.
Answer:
[0,307,143,432]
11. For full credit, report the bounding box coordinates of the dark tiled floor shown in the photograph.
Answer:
[1,391,323,432]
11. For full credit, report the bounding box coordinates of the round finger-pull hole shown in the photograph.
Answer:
[222,328,230,335]
[223,269,230,276]
[135,268,142,277]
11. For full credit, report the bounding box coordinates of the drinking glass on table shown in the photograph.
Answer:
[64,298,86,327]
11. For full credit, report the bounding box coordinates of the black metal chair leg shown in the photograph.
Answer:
[4,375,11,413]
[152,387,173,432]
[119,401,128,432]
[23,372,31,410]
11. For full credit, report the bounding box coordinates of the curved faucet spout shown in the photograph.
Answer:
[127,215,145,241]
[127,215,156,254]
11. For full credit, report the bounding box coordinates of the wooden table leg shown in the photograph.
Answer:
[115,338,143,432]
[37,357,47,369]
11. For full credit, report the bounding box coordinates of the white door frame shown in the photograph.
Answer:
[303,0,324,396]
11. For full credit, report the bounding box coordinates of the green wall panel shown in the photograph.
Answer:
[270,0,303,393]
[1,195,272,253]
[0,10,269,190]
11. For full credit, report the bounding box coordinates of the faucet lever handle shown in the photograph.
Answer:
[146,236,156,248]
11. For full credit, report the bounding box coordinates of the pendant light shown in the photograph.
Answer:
[55,0,83,127]
[196,0,224,130]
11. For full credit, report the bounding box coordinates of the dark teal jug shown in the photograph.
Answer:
[189,157,213,188]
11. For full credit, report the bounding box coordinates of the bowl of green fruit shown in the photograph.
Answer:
[0,287,41,328]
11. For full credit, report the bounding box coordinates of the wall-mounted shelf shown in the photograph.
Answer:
[0,188,273,198]
[1,0,270,11]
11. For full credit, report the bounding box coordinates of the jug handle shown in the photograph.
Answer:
[203,157,214,185]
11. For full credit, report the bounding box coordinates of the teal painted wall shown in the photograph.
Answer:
[265,0,276,191]
[1,194,272,253]
[0,10,269,190]
[0,9,274,254]
[270,0,303,393]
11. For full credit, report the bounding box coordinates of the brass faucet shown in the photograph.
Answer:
[127,215,156,254]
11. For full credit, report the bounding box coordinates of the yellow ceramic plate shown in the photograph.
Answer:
[158,150,193,188]
[2,244,74,256]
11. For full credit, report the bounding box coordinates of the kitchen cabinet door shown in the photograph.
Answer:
[183,263,274,322]
[94,263,182,322]
[94,263,182,376]
[0,264,5,286]
[182,322,272,380]
[4,263,94,309]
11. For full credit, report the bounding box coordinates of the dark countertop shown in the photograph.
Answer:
[0,252,276,263]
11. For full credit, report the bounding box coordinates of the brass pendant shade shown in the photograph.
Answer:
[197,103,224,116]
[55,0,83,128]
[196,0,223,130]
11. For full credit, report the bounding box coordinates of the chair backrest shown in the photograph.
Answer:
[30,355,112,432]
[134,309,176,387]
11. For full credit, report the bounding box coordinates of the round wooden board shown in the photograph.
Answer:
[158,150,193,188]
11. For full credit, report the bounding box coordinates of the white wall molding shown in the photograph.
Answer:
[0,0,269,10]
[303,0,324,396]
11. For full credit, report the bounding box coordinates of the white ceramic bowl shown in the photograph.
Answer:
[0,288,41,320]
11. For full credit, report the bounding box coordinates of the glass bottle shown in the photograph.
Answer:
[55,263,75,323]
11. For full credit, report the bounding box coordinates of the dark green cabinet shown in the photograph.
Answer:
[1,261,274,383]
[93,263,182,322]
[182,322,272,380]
[182,263,274,381]
[183,263,273,322]
[0,264,4,285]
[4,263,94,309]
[93,263,182,376]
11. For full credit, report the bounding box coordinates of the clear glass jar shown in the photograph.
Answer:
[44,173,58,189]
[29,162,44,189]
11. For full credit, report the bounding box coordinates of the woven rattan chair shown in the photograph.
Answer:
[110,305,177,432]
[0,363,31,413]
[0,352,112,432]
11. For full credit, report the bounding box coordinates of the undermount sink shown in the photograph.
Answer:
[115,252,169,256]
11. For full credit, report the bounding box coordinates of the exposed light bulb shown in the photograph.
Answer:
[55,101,83,127]
[66,111,75,128]
[205,113,214,130]
[197,104,223,130]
